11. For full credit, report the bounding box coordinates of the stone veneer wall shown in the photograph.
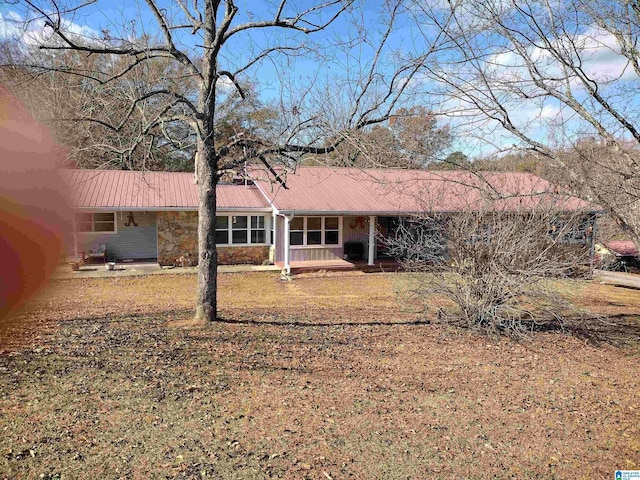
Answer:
[218,246,270,265]
[157,211,271,266]
[157,211,198,266]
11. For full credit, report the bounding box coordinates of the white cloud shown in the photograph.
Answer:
[0,9,101,49]
[429,20,640,156]
[0,11,24,39]
[63,19,101,41]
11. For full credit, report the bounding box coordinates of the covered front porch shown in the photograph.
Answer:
[273,213,401,274]
[274,257,401,274]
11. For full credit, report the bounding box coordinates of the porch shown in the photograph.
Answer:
[275,257,401,274]
[276,214,403,274]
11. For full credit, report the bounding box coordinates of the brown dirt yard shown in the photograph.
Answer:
[1,271,639,479]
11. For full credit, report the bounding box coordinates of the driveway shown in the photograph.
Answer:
[593,269,640,290]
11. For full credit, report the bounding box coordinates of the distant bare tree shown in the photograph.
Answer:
[384,202,593,337]
[1,41,198,171]
[409,0,640,248]
[472,151,542,174]
[318,106,452,169]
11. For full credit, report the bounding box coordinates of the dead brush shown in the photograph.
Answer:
[384,201,594,338]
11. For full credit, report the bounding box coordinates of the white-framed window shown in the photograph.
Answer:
[290,216,340,247]
[324,217,339,245]
[215,216,229,244]
[215,214,268,245]
[75,212,116,233]
[251,216,266,243]
[232,215,249,244]
[290,217,304,246]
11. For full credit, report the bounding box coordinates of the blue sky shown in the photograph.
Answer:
[0,2,412,101]
[2,1,638,160]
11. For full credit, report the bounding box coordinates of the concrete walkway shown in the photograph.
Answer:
[593,269,640,290]
[53,262,281,280]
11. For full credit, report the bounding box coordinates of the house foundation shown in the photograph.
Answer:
[218,246,270,265]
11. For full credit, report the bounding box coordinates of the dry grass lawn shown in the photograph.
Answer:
[1,271,639,479]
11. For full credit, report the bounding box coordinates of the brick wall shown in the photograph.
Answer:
[218,246,270,265]
[157,211,271,266]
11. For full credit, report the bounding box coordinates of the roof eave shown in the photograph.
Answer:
[72,206,273,213]
[275,207,601,216]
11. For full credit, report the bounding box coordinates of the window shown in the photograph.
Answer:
[215,216,229,244]
[215,214,268,245]
[290,217,304,246]
[307,217,322,245]
[550,216,591,244]
[289,216,341,247]
[251,216,266,243]
[232,216,248,244]
[325,217,339,245]
[571,217,591,244]
[75,212,115,233]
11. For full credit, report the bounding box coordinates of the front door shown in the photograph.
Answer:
[376,217,401,257]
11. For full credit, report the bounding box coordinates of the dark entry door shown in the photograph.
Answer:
[376,217,401,257]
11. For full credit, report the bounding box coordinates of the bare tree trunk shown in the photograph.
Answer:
[195,2,218,322]
[195,136,218,321]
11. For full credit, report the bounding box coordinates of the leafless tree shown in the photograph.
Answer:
[0,40,199,171]
[409,0,640,248]
[383,200,594,338]
[2,0,450,321]
[316,106,453,169]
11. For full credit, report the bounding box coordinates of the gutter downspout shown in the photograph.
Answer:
[73,214,78,260]
[271,209,277,265]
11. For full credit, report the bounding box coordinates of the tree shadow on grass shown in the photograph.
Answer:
[215,312,640,349]
[214,315,430,328]
[4,307,638,355]
[215,311,640,349]
[534,314,640,348]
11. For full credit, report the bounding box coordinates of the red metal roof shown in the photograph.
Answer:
[63,167,594,214]
[63,170,270,210]
[253,167,593,214]
[605,240,639,256]
[216,184,271,209]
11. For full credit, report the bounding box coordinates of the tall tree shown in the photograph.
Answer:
[410,0,640,247]
[319,106,452,169]
[4,0,441,320]
[1,41,198,170]
[427,150,470,170]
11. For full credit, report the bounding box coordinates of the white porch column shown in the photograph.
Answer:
[271,210,277,263]
[368,215,376,266]
[283,214,292,275]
